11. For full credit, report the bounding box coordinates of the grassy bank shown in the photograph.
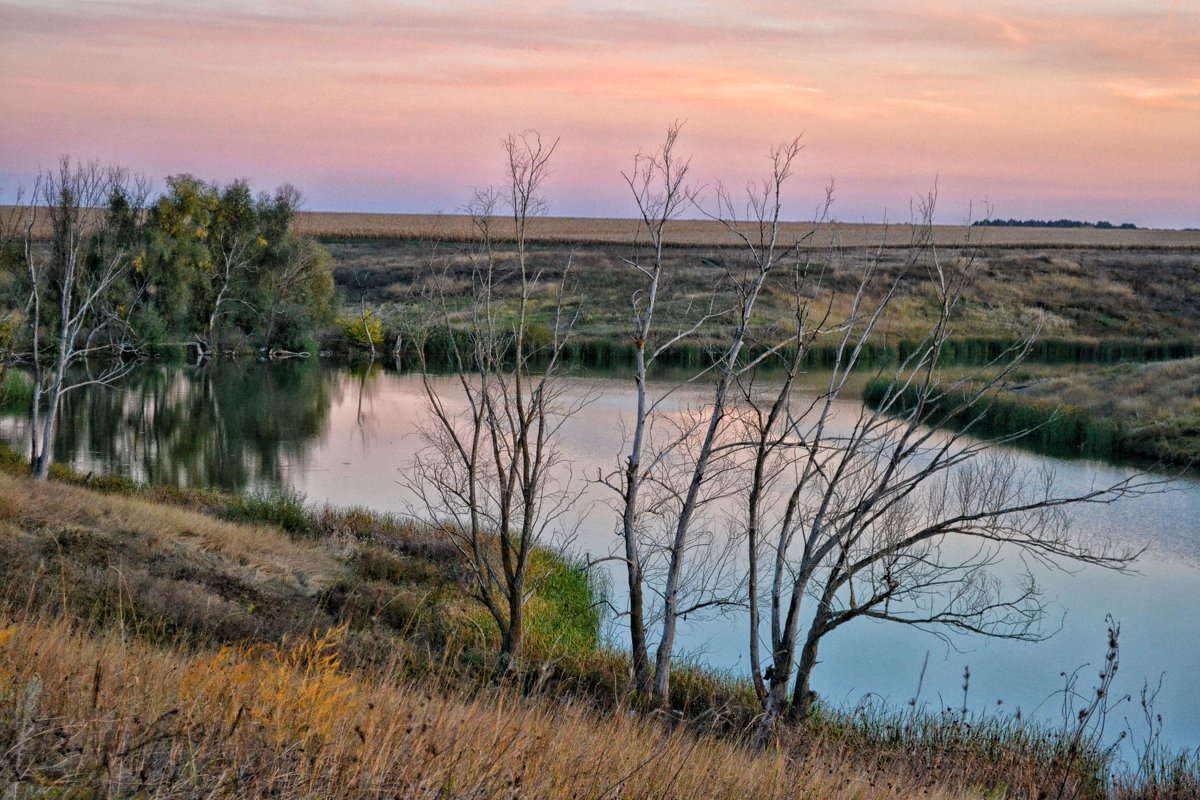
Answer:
[863,357,1200,467]
[331,240,1200,347]
[0,448,1195,798]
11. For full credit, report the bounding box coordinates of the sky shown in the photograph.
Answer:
[1,0,1197,227]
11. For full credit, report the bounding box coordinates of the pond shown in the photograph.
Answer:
[3,360,1197,754]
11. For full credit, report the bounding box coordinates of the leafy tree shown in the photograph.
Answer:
[143,177,335,356]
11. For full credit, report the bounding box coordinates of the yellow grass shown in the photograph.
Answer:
[0,615,976,800]
[0,472,338,594]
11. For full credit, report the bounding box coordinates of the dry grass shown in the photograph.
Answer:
[1015,357,1200,423]
[291,211,1200,250]
[333,239,1200,347]
[0,473,338,589]
[0,463,1181,799]
[1010,357,1200,463]
[0,471,344,646]
[0,615,977,800]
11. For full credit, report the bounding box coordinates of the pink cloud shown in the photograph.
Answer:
[1,1,1197,226]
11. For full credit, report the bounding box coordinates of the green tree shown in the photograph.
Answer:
[144,177,335,356]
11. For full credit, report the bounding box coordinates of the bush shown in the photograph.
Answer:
[341,310,383,351]
[225,486,315,536]
[0,369,33,413]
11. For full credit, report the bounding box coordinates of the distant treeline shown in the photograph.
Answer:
[972,218,1138,229]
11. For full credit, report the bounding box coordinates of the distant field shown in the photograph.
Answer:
[294,211,1200,249]
[6,205,1199,249]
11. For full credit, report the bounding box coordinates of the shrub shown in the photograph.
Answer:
[341,309,383,351]
[225,486,315,536]
[0,369,33,413]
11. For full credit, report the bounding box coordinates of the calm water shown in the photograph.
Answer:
[3,361,1198,752]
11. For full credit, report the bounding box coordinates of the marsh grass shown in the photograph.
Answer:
[0,370,32,413]
[863,357,1200,467]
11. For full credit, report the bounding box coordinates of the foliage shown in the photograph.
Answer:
[141,175,336,352]
[340,308,383,351]
[225,486,315,536]
[974,218,1138,229]
[0,368,32,413]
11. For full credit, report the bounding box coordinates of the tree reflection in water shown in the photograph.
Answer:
[37,361,336,492]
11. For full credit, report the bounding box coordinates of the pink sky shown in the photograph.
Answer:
[1,1,1197,226]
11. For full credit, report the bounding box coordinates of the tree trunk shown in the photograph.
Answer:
[496,596,523,678]
[789,625,823,722]
[626,557,653,696]
[31,389,59,481]
[753,668,792,748]
[622,450,654,696]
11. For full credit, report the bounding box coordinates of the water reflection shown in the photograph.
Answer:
[1,361,336,492]
[2,362,1197,753]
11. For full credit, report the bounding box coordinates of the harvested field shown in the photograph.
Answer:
[7,206,1199,248]
[294,211,1200,249]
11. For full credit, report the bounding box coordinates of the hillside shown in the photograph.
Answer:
[0,465,1132,799]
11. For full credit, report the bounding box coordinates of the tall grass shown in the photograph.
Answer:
[863,377,1132,461]
[0,369,32,413]
[0,615,975,800]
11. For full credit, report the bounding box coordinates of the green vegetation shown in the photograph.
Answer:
[0,169,337,366]
[863,356,1200,467]
[0,369,31,413]
[139,175,336,355]
[340,307,383,351]
[226,485,317,536]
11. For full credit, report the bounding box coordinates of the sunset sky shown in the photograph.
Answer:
[1,1,1197,226]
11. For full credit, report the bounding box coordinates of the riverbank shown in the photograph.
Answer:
[864,357,1200,468]
[2,448,1197,798]
[328,239,1200,345]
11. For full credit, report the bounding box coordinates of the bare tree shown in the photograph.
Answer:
[15,158,148,479]
[407,132,584,673]
[601,122,711,696]
[605,130,812,703]
[734,196,1161,746]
